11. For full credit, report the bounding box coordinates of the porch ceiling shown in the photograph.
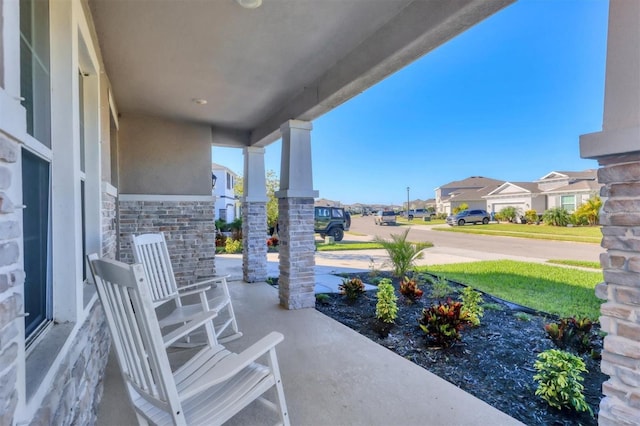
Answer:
[88,0,513,147]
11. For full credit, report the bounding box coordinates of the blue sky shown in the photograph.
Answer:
[212,0,609,206]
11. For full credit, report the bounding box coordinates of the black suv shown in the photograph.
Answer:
[314,206,350,241]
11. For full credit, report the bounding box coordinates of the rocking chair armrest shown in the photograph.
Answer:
[162,310,219,348]
[176,285,212,298]
[179,332,284,399]
[177,275,231,293]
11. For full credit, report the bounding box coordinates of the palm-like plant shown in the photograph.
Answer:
[543,207,571,227]
[573,196,602,226]
[374,229,432,277]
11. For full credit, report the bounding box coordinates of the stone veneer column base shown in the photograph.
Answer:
[242,201,268,282]
[118,198,216,285]
[596,155,640,425]
[278,197,316,309]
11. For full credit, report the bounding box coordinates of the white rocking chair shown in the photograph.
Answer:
[131,232,242,344]
[88,255,289,426]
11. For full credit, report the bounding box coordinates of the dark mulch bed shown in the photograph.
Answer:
[313,272,605,426]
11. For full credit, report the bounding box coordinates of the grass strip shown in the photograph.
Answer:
[315,241,385,251]
[417,260,602,320]
[546,259,602,269]
[432,223,601,243]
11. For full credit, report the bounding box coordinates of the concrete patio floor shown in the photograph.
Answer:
[97,276,523,425]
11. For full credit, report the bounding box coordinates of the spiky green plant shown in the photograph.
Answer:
[543,207,571,227]
[374,229,432,277]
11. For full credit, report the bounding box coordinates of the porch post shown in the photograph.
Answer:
[242,147,268,282]
[579,1,640,424]
[276,120,318,309]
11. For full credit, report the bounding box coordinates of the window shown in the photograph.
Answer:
[561,195,576,212]
[22,150,51,340]
[20,0,51,147]
[226,172,232,190]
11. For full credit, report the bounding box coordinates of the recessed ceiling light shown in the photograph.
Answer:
[192,98,208,105]
[236,0,262,9]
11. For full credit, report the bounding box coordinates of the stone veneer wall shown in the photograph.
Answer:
[596,158,640,425]
[277,197,315,309]
[242,201,267,282]
[101,191,117,259]
[30,304,110,425]
[118,199,216,285]
[0,134,22,425]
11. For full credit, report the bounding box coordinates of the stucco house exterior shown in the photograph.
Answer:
[482,170,602,217]
[0,0,638,425]
[212,162,240,223]
[435,176,505,215]
[536,170,602,212]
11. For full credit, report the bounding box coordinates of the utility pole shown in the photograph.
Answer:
[406,186,410,220]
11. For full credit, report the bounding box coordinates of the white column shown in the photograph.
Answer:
[242,147,268,282]
[275,120,318,199]
[578,2,640,424]
[276,120,318,309]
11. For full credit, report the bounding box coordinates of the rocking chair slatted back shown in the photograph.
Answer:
[130,233,177,304]
[88,255,185,424]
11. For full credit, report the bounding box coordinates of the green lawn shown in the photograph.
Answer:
[417,260,603,320]
[397,217,446,226]
[432,223,601,243]
[315,241,384,251]
[547,259,602,269]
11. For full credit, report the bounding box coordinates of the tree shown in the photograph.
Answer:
[573,196,602,226]
[233,170,280,229]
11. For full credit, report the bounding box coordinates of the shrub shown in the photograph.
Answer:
[573,196,602,226]
[267,236,279,247]
[499,206,517,223]
[543,207,571,227]
[453,203,469,214]
[514,312,531,321]
[224,238,242,253]
[339,277,365,302]
[215,232,227,247]
[524,209,538,224]
[399,276,423,302]
[533,349,592,414]
[545,317,594,354]
[418,299,470,347]
[460,287,484,326]
[374,229,432,277]
[375,279,398,324]
[435,213,448,220]
[430,277,455,299]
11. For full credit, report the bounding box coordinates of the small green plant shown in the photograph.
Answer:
[452,203,469,214]
[265,276,278,287]
[545,317,594,354]
[533,349,592,414]
[315,293,330,305]
[482,302,504,311]
[375,278,398,324]
[374,229,432,277]
[460,287,484,326]
[368,257,379,278]
[514,312,531,321]
[399,276,423,302]
[339,277,365,302]
[418,299,470,347]
[430,277,455,299]
[499,206,518,222]
[224,238,242,253]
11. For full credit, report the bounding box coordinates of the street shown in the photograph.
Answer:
[351,215,603,263]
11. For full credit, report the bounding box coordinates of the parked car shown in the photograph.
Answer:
[315,206,350,241]
[374,210,397,225]
[407,208,428,220]
[446,209,490,226]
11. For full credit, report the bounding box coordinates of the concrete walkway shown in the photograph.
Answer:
[97,246,525,426]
